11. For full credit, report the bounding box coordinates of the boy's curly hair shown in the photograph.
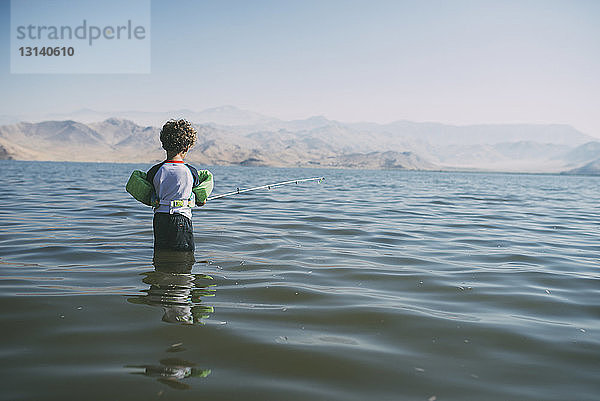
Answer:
[160,119,197,154]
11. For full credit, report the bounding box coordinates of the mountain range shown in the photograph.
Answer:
[0,106,599,174]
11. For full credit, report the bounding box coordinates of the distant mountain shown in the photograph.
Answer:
[0,110,598,173]
[14,105,279,128]
[557,142,600,175]
[321,151,436,170]
[0,143,12,159]
[0,118,431,169]
[0,119,162,162]
[427,141,574,172]
[192,105,276,126]
[349,121,593,146]
[562,158,600,175]
[560,141,600,165]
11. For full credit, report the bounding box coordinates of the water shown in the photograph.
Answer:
[0,160,598,401]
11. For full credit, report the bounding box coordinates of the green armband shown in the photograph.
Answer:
[126,170,155,206]
[192,170,214,203]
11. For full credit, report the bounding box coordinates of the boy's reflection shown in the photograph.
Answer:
[128,250,215,324]
[127,357,211,390]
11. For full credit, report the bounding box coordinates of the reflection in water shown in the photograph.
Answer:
[127,250,216,324]
[126,251,214,390]
[126,357,211,390]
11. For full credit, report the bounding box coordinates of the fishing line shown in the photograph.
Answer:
[205,176,325,201]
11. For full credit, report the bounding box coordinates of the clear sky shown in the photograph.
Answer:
[1,0,599,136]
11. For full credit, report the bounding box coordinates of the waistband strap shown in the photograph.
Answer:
[158,197,195,213]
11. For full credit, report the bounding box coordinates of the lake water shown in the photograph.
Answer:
[0,160,598,401]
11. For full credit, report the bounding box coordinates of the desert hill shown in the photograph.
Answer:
[0,106,598,174]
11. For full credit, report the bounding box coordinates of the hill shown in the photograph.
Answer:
[0,108,598,173]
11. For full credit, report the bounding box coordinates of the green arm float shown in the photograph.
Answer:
[126,170,155,206]
[192,170,214,204]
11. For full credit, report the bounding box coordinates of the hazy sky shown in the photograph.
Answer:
[1,0,599,135]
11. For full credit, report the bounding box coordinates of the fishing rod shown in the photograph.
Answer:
[206,176,325,201]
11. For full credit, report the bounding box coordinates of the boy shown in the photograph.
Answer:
[147,119,213,252]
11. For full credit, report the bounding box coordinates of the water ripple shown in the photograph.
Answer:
[0,162,599,400]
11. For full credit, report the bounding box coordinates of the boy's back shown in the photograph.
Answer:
[147,160,200,219]
[147,119,209,252]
